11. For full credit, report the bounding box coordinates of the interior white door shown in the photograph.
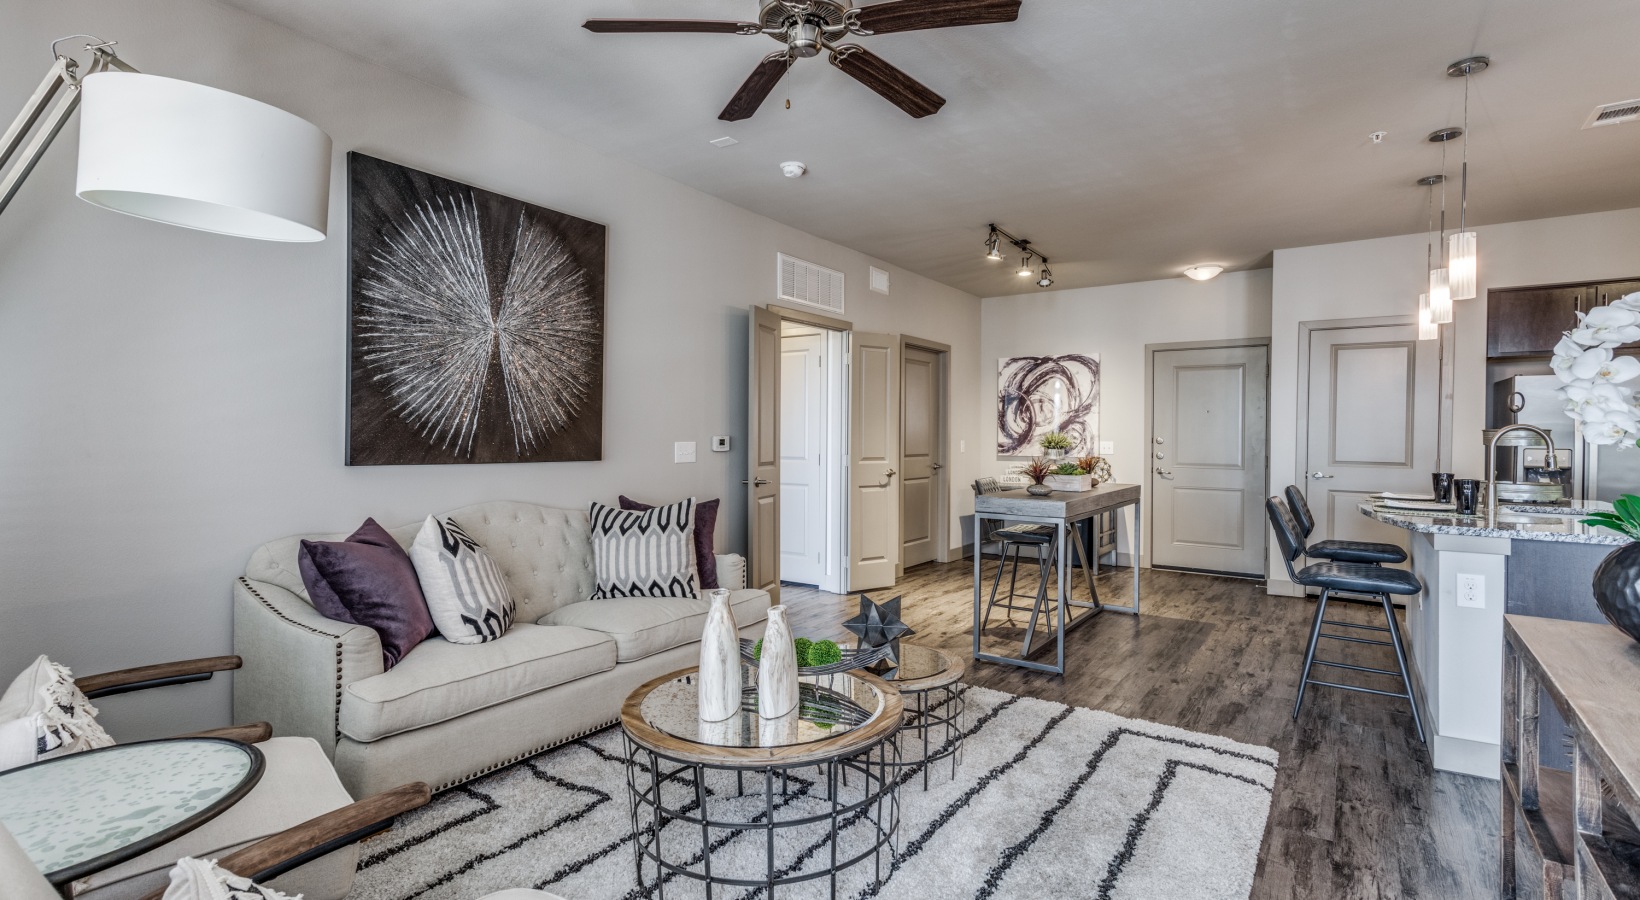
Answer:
[849,332,900,591]
[747,306,781,601]
[1151,345,1269,576]
[779,330,827,586]
[1302,322,1439,557]
[900,345,943,569]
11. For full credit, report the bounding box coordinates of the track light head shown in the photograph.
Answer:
[1018,254,1034,277]
[1036,266,1053,288]
[985,232,1003,260]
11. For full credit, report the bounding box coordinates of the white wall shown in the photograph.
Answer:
[0,0,981,738]
[980,270,1274,555]
[1268,207,1640,592]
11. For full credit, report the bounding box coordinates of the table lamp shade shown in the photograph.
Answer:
[75,72,331,242]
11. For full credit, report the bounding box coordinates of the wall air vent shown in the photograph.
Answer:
[777,253,845,314]
[1584,99,1640,129]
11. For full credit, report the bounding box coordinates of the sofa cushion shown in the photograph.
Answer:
[299,518,434,669]
[541,589,771,663]
[619,495,720,589]
[339,623,616,743]
[411,515,515,644]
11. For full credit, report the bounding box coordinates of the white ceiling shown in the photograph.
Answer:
[219,0,1640,295]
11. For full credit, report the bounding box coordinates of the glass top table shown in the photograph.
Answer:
[0,738,264,885]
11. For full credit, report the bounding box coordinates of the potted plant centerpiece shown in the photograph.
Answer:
[1045,461,1093,492]
[1039,432,1073,459]
[1076,454,1113,485]
[1020,458,1055,495]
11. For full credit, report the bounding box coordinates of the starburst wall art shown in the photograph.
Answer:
[347,153,606,465]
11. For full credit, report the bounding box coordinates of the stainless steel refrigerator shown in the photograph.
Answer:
[1493,374,1640,503]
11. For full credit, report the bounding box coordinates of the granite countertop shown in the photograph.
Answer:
[1358,502,1633,545]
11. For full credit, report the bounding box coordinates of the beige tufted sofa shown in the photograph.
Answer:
[233,500,770,797]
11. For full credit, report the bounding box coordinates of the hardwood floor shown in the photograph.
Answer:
[781,558,1499,899]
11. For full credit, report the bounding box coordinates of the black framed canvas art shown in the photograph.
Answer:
[347,153,605,465]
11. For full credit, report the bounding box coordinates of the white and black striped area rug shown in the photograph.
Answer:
[349,686,1277,900]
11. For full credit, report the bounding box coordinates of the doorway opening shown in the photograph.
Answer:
[778,320,848,593]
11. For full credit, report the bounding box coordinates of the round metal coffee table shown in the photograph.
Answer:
[871,644,967,790]
[620,666,903,899]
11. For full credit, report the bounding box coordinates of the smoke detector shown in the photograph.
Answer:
[780,161,807,178]
[1584,99,1640,129]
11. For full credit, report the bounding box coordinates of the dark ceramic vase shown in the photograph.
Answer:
[1592,542,1640,642]
[1026,483,1053,496]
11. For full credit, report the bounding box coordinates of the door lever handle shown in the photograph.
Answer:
[741,478,771,487]
[931,463,944,470]
[1309,472,1334,479]
[1154,467,1173,479]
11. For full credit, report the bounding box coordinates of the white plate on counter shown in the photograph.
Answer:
[1371,492,1438,501]
[1378,498,1458,512]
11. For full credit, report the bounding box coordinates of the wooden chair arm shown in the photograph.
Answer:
[133,783,431,900]
[176,722,272,744]
[75,656,242,699]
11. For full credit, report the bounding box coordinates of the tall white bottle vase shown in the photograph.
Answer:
[757,605,800,719]
[697,589,741,722]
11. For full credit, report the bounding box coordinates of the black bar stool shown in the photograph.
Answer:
[1283,485,1407,565]
[974,478,1058,629]
[1267,496,1425,742]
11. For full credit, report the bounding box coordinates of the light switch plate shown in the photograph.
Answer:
[1457,573,1485,608]
[711,436,731,452]
[1099,441,1115,455]
[674,441,697,463]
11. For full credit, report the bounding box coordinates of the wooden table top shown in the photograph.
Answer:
[974,482,1141,519]
[1504,615,1640,822]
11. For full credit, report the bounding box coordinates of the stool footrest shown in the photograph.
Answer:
[1319,632,1393,647]
[1303,678,1412,701]
[1311,659,1402,677]
[1321,619,1390,632]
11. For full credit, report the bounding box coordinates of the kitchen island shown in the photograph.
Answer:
[1359,502,1629,778]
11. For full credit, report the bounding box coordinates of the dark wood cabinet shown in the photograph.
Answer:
[1488,285,1587,357]
[1586,280,1640,309]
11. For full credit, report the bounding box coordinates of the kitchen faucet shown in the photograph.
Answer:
[1486,424,1558,519]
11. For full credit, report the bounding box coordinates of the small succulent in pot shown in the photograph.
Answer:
[1583,495,1640,643]
[1039,432,1074,458]
[1053,462,1086,475]
[1076,455,1113,485]
[1020,457,1056,495]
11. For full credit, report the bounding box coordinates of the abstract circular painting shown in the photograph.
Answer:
[997,354,1100,456]
[347,153,605,465]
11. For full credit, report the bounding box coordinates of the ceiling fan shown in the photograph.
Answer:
[584,0,1023,121]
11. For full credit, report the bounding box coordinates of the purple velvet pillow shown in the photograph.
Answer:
[619,496,719,590]
[298,518,434,669]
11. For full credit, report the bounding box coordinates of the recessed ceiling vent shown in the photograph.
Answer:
[1584,99,1640,129]
[777,253,845,314]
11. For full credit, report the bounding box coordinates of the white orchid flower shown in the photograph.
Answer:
[1569,344,1615,381]
[1611,292,1640,313]
[1591,354,1640,384]
[1585,422,1629,445]
[1563,382,1631,418]
[1552,335,1589,383]
[1571,305,1640,346]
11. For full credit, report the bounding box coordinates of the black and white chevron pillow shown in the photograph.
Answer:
[589,498,699,599]
[411,515,515,644]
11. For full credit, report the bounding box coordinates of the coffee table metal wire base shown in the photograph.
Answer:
[885,682,965,790]
[622,737,901,899]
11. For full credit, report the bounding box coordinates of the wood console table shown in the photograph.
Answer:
[1502,615,1640,898]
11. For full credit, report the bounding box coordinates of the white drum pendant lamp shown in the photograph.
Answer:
[74,72,331,241]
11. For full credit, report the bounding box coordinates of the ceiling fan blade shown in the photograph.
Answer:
[848,0,1021,35]
[583,19,762,35]
[828,46,946,118]
[719,53,792,122]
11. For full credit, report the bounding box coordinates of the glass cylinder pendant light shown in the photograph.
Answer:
[1429,268,1452,324]
[1445,57,1487,301]
[1418,293,1437,340]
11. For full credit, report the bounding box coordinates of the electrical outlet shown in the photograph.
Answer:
[674,441,697,464]
[1457,573,1485,609]
[1100,441,1115,455]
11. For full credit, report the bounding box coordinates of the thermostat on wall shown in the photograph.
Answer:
[712,436,731,452]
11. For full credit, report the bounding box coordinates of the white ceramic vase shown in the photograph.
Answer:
[697,589,741,722]
[757,605,800,718]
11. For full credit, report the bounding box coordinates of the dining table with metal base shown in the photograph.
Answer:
[972,482,1142,675]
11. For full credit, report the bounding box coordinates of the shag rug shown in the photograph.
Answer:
[349,686,1277,900]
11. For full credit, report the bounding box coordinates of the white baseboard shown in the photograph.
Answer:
[1266,576,1304,597]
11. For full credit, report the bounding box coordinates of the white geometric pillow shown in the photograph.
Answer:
[589,498,699,599]
[0,656,115,772]
[162,857,299,900]
[410,515,516,644]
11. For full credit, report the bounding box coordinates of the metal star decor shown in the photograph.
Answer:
[842,593,914,668]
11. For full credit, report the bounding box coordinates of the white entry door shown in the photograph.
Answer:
[779,330,827,586]
[1150,345,1269,576]
[1301,322,1439,556]
[849,332,900,590]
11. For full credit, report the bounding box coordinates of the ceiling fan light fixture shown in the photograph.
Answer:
[1183,265,1224,281]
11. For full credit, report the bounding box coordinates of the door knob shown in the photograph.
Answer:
[1309,472,1334,479]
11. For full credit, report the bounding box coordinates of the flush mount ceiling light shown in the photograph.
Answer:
[1183,265,1224,281]
[779,160,807,178]
[2,36,332,240]
[1445,55,1488,302]
[982,224,1055,288]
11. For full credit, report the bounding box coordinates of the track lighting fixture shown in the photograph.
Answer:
[982,224,1055,288]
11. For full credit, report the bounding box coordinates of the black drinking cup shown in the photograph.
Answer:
[1432,472,1455,503]
[1454,478,1481,516]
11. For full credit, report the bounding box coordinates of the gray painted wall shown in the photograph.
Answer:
[0,0,982,739]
